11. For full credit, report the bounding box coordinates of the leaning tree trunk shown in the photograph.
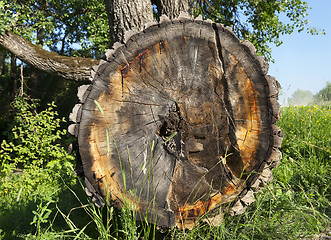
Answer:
[69,14,283,229]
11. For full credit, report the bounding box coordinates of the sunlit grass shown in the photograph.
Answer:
[0,104,330,239]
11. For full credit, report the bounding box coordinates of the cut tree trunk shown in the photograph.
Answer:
[69,14,283,229]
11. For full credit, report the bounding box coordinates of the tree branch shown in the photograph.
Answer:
[0,31,99,81]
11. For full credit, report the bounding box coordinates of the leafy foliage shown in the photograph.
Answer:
[315,82,331,104]
[0,0,110,57]
[0,95,75,238]
[0,96,70,172]
[0,1,14,34]
[194,0,324,60]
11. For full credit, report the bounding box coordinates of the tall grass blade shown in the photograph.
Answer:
[94,100,104,115]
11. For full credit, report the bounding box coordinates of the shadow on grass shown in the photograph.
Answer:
[0,182,97,239]
[0,179,171,239]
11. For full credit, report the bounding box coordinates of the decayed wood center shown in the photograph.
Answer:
[69,16,283,229]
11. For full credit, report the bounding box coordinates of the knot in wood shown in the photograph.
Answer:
[158,102,188,158]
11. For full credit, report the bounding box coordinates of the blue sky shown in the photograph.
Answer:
[268,0,331,105]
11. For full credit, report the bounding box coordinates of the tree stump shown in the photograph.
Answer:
[69,13,283,229]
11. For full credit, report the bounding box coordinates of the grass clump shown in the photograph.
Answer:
[277,105,330,216]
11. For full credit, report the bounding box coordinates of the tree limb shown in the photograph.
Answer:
[0,31,99,81]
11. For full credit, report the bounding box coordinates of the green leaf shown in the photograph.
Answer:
[165,132,177,143]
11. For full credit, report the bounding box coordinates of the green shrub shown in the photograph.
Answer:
[0,95,75,238]
[1,96,67,168]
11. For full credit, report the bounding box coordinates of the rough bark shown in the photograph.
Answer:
[29,28,45,98]
[0,31,98,82]
[0,48,5,75]
[10,53,17,98]
[155,0,194,19]
[104,0,154,46]
[70,17,283,229]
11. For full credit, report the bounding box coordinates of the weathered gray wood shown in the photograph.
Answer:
[229,200,246,216]
[256,55,269,75]
[77,85,91,103]
[241,40,257,55]
[266,75,281,98]
[68,124,78,137]
[69,104,82,123]
[241,190,255,205]
[70,16,283,229]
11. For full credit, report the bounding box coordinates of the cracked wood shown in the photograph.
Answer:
[74,19,282,229]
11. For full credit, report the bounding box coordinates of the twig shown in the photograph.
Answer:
[67,204,90,219]
[20,64,24,96]
[302,141,330,152]
[297,185,316,217]
[175,195,186,237]
[262,181,277,202]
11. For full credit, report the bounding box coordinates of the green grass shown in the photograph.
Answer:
[0,105,330,239]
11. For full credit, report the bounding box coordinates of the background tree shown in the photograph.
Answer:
[314,82,331,104]
[288,89,314,106]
